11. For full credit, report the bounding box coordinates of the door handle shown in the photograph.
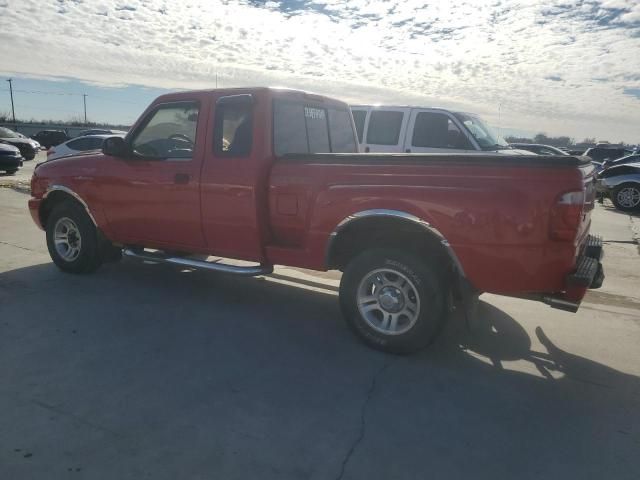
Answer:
[405,148,412,153]
[174,173,190,184]
[364,146,370,153]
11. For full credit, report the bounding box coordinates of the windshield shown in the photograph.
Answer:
[453,112,509,150]
[0,127,20,138]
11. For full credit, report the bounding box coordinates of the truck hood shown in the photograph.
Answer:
[45,149,102,163]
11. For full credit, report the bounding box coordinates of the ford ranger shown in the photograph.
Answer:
[29,88,604,353]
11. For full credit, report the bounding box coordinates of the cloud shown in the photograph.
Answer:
[0,0,639,141]
[623,87,640,99]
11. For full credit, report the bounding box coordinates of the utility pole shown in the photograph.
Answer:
[6,78,16,127]
[83,94,88,124]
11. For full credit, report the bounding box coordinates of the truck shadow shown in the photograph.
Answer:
[1,260,638,478]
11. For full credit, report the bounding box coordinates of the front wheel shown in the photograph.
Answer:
[46,201,103,273]
[339,248,447,354]
[612,183,640,212]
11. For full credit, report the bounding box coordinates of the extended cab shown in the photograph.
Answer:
[351,105,534,155]
[29,88,604,353]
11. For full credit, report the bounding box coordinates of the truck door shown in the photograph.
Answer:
[99,99,207,249]
[362,108,409,153]
[199,94,267,262]
[404,109,476,153]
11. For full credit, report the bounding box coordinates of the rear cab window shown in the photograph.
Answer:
[273,99,357,156]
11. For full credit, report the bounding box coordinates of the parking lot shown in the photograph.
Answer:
[1,154,640,479]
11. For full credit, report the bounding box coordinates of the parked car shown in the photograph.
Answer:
[47,134,123,161]
[590,153,640,174]
[583,146,633,163]
[77,128,128,137]
[596,162,640,212]
[350,105,535,155]
[566,149,587,156]
[509,143,570,155]
[31,130,69,149]
[13,132,41,149]
[29,87,603,354]
[0,142,23,174]
[0,127,39,160]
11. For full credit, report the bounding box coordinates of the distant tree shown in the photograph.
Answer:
[505,135,533,143]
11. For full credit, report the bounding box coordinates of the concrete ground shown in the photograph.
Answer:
[1,181,639,480]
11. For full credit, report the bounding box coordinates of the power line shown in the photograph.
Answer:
[0,88,149,106]
[0,88,82,96]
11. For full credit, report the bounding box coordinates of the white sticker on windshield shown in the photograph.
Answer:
[304,107,325,120]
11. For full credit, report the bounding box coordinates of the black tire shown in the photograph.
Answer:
[46,201,103,273]
[4,169,18,175]
[611,183,640,212]
[339,248,447,354]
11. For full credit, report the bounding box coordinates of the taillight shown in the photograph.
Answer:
[550,190,585,241]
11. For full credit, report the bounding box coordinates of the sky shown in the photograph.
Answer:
[0,0,639,142]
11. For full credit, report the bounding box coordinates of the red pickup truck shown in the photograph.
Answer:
[29,87,604,353]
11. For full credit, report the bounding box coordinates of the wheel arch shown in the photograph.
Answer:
[39,186,97,229]
[325,209,465,277]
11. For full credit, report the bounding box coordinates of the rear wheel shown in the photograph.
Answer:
[339,248,447,354]
[612,183,640,212]
[3,169,18,175]
[46,201,103,273]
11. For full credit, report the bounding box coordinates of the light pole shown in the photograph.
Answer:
[83,94,88,124]
[6,78,16,126]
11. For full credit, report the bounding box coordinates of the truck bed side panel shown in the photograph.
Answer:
[268,154,592,294]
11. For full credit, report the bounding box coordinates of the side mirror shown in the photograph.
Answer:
[102,136,128,157]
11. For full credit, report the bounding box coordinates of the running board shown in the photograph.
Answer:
[123,248,273,276]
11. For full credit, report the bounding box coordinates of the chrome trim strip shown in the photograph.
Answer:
[123,249,273,276]
[43,185,97,226]
[327,209,465,276]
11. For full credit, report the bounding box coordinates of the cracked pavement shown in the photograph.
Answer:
[1,173,640,479]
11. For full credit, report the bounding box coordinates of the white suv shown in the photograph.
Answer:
[351,105,534,155]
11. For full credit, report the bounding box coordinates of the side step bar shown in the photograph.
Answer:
[123,248,273,276]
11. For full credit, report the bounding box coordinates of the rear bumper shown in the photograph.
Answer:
[542,234,604,312]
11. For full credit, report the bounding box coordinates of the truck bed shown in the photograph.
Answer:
[268,153,596,296]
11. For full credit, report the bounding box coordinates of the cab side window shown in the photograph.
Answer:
[366,111,403,145]
[214,95,253,157]
[131,102,199,159]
